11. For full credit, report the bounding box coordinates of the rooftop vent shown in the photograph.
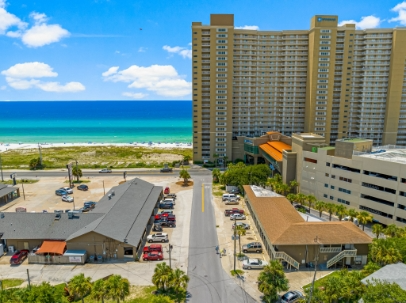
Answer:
[112,190,115,196]
[68,212,73,219]
[0,213,4,219]
[108,194,112,200]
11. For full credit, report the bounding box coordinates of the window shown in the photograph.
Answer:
[304,157,317,163]
[339,187,351,194]
[319,52,330,56]
[333,164,360,173]
[363,170,397,181]
[326,162,330,167]
[330,196,334,200]
[320,35,331,39]
[338,198,350,205]
[339,176,352,183]
[360,194,394,207]
[398,204,406,210]
[323,194,328,198]
[360,205,393,219]
[397,217,406,224]
[331,175,335,179]
[217,28,227,32]
[325,173,329,177]
[331,185,335,189]
[321,29,331,33]
[217,51,227,55]
[217,40,227,43]
[319,46,330,50]
[325,183,328,188]
[362,182,396,194]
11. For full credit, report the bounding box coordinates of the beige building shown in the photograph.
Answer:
[295,134,406,227]
[192,14,406,162]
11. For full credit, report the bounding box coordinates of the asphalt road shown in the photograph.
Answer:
[4,169,211,178]
[187,174,257,303]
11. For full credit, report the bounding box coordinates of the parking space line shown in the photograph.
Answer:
[202,183,204,212]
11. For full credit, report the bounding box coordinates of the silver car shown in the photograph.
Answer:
[62,195,74,202]
[242,258,268,270]
[230,213,246,220]
[280,290,304,303]
[60,187,73,194]
[232,222,250,230]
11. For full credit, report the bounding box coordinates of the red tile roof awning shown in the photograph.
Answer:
[36,241,66,255]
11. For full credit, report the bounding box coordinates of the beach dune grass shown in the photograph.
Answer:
[1,146,192,170]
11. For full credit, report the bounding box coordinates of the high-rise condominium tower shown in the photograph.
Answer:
[191,14,406,162]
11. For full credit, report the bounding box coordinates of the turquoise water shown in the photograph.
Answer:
[0,101,192,143]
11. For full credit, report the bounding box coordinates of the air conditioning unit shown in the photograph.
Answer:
[8,245,15,253]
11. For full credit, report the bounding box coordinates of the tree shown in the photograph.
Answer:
[289,180,299,193]
[257,260,289,303]
[213,153,219,166]
[179,169,191,186]
[370,239,402,266]
[347,209,359,222]
[296,193,306,207]
[16,282,64,303]
[29,157,42,170]
[362,262,381,277]
[106,275,130,303]
[72,165,82,182]
[335,204,348,221]
[383,224,400,238]
[286,193,297,205]
[153,262,173,291]
[151,296,174,303]
[91,279,108,303]
[372,224,384,239]
[279,183,291,196]
[322,275,344,303]
[212,168,221,183]
[324,203,336,221]
[306,195,316,213]
[340,270,365,303]
[235,225,247,254]
[68,273,92,303]
[182,155,191,165]
[168,268,189,303]
[362,279,406,303]
[314,201,326,218]
[357,211,373,231]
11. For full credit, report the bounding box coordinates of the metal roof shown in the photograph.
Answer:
[362,263,406,290]
[0,185,18,198]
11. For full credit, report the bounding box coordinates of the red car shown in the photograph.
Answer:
[10,250,29,265]
[164,187,170,194]
[143,251,164,261]
[143,244,163,253]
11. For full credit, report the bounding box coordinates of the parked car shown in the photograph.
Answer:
[84,201,96,209]
[54,210,63,214]
[164,187,170,194]
[222,194,240,201]
[77,184,89,191]
[160,164,173,173]
[162,198,175,205]
[159,202,174,209]
[143,251,164,261]
[99,168,112,173]
[60,187,73,194]
[64,209,71,213]
[228,188,240,194]
[10,250,29,265]
[242,242,263,253]
[55,189,67,196]
[242,258,268,270]
[294,205,308,213]
[160,210,173,215]
[224,198,239,205]
[62,195,74,202]
[224,208,245,217]
[229,213,246,220]
[232,222,250,230]
[78,207,90,212]
[143,244,163,253]
[159,220,176,228]
[166,193,177,199]
[147,233,168,243]
[152,223,163,231]
[280,291,304,303]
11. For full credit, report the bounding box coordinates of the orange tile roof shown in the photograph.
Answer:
[243,186,372,245]
[259,143,283,161]
[269,141,291,153]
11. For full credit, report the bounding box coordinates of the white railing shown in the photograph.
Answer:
[326,249,357,268]
[274,251,300,270]
[320,247,342,253]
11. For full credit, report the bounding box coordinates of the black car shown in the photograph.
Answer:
[77,184,89,191]
[84,201,96,209]
[294,205,308,213]
[159,202,174,209]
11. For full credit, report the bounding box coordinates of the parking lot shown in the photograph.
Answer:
[0,174,193,286]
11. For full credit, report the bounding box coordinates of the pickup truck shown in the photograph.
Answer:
[224,208,245,217]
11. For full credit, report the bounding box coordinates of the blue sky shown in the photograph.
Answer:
[1,0,406,101]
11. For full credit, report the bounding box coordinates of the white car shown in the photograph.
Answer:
[147,233,168,243]
[60,187,73,194]
[232,222,250,230]
[242,258,268,270]
[230,213,246,220]
[162,198,175,205]
[62,195,74,202]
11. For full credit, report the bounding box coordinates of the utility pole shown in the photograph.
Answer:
[0,153,4,182]
[308,236,321,303]
[123,171,127,182]
[168,243,173,268]
[27,269,31,290]
[233,216,237,272]
[21,182,25,200]
[75,159,79,183]
[38,143,42,168]
[103,180,105,195]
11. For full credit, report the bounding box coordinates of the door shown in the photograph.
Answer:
[24,242,29,250]
[123,247,133,260]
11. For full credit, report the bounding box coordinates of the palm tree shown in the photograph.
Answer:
[362,262,381,276]
[68,273,92,303]
[182,155,191,165]
[91,279,108,303]
[212,168,221,183]
[179,169,191,185]
[289,180,299,193]
[357,211,373,231]
[335,204,348,221]
[72,165,82,182]
[324,203,336,221]
[280,183,291,196]
[151,296,174,303]
[257,260,289,303]
[296,193,306,206]
[372,224,384,239]
[152,262,172,291]
[314,201,326,218]
[370,240,402,265]
[347,209,359,222]
[235,225,247,254]
[169,268,189,290]
[306,195,316,213]
[383,224,400,238]
[106,275,130,303]
[286,193,297,205]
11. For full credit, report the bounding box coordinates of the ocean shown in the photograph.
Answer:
[0,101,192,144]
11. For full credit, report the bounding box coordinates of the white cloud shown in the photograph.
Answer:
[138,47,147,52]
[1,62,58,78]
[0,5,69,47]
[163,45,192,59]
[338,15,381,29]
[103,64,191,97]
[235,25,259,30]
[0,85,7,90]
[1,62,85,93]
[390,1,406,25]
[122,92,148,99]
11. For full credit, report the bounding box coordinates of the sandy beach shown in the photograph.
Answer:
[0,142,192,153]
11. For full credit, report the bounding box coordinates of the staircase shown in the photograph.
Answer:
[274,251,300,270]
[326,249,357,268]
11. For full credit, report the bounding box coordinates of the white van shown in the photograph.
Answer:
[222,194,240,202]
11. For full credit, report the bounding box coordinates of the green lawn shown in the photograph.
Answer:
[1,179,39,185]
[1,279,24,289]
[302,271,342,290]
[1,146,192,170]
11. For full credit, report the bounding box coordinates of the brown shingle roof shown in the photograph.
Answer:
[244,186,372,245]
